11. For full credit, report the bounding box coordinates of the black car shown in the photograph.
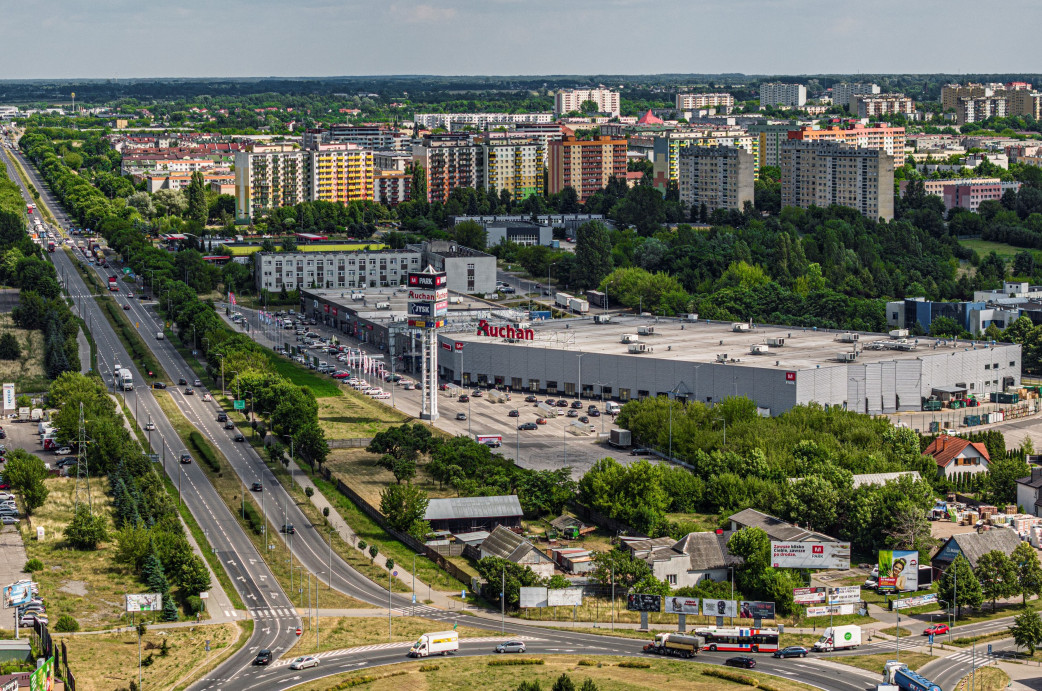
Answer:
[589,409,601,417]
[630,448,652,456]
[281,524,295,534]
[725,656,756,669]
[570,401,583,409]
[544,399,555,405]
[224,421,235,430]
[458,395,469,403]
[524,395,537,403]
[216,412,228,422]
[579,416,589,423]
[254,649,272,665]
[773,646,808,659]
[518,422,538,430]
[555,400,569,408]
[178,377,188,385]
[508,409,520,417]
[184,388,194,395]
[251,482,263,492]
[152,382,167,390]
[233,433,246,442]
[179,454,192,464]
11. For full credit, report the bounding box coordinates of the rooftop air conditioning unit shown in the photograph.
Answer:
[750,344,769,355]
[594,315,612,324]
[766,337,785,347]
[839,333,859,343]
[637,325,655,336]
[889,329,909,338]
[684,313,699,322]
[836,352,859,362]
[628,343,653,354]
[716,353,728,363]
[621,334,639,344]
[732,322,751,332]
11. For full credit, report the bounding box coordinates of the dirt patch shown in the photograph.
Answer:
[59,580,88,597]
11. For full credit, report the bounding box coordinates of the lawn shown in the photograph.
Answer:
[955,666,1010,691]
[0,313,48,392]
[13,476,142,631]
[834,652,933,674]
[266,350,343,398]
[151,389,370,610]
[317,389,412,440]
[288,654,820,691]
[59,620,248,691]
[288,615,489,658]
[960,237,1042,261]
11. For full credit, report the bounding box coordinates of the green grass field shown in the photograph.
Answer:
[226,243,387,256]
[265,350,343,398]
[960,238,1042,261]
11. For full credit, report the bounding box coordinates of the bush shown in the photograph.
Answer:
[616,661,651,669]
[327,671,406,690]
[577,660,597,666]
[322,506,330,518]
[305,486,314,498]
[357,540,367,551]
[488,657,545,666]
[701,668,756,686]
[24,559,43,573]
[418,664,440,672]
[189,432,221,474]
[186,595,203,614]
[54,615,79,632]
[241,499,265,536]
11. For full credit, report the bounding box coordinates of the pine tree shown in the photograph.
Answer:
[141,542,169,595]
[0,332,20,360]
[551,674,575,691]
[186,172,208,225]
[161,596,178,622]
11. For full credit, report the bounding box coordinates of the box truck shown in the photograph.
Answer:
[408,631,459,657]
[812,625,861,652]
[609,429,631,448]
[118,368,134,391]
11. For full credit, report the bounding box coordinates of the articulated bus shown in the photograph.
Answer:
[694,627,780,653]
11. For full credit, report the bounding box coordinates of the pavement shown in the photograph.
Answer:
[76,328,90,374]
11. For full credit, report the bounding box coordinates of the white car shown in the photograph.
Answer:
[373,392,391,399]
[289,656,319,670]
[144,422,156,431]
[54,446,72,455]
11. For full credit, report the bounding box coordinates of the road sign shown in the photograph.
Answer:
[233,400,245,410]
[461,589,466,599]
[392,571,398,577]
[295,627,302,636]
[929,634,934,644]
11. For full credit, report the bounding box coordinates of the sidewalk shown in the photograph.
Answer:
[76,329,90,373]
[997,659,1042,690]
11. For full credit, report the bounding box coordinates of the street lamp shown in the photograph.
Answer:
[547,262,558,310]
[715,416,727,447]
[668,381,689,461]
[576,352,585,403]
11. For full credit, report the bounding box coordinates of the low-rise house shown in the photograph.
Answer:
[1016,467,1042,517]
[478,525,555,579]
[551,547,596,574]
[423,495,523,533]
[923,435,990,479]
[643,532,740,588]
[931,529,1022,572]
[729,508,836,542]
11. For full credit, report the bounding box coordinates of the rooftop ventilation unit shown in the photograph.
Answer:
[621,334,639,344]
[839,333,860,343]
[836,352,859,362]
[750,344,769,355]
[889,329,909,338]
[637,325,655,336]
[628,343,654,354]
[732,322,751,333]
[766,337,785,347]
[716,353,728,363]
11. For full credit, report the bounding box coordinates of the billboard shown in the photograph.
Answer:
[739,601,776,620]
[827,586,862,605]
[792,587,827,604]
[28,656,53,691]
[547,587,584,607]
[892,593,938,610]
[408,288,448,302]
[408,272,447,290]
[3,581,33,608]
[664,596,700,615]
[626,593,662,612]
[519,587,548,608]
[806,604,855,617]
[771,541,851,570]
[702,599,738,618]
[126,593,162,612]
[2,383,14,411]
[878,550,919,592]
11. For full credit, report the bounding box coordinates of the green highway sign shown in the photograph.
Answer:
[233,400,246,410]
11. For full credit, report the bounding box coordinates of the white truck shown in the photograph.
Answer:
[118,368,134,391]
[408,631,459,657]
[812,625,861,652]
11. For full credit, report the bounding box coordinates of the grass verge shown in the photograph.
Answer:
[949,629,1014,648]
[954,665,1010,691]
[287,654,819,691]
[59,620,247,691]
[151,389,368,610]
[288,615,489,658]
[833,652,933,674]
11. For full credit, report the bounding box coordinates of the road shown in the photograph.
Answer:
[0,141,302,688]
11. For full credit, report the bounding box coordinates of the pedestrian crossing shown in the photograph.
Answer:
[249,607,298,619]
[940,649,995,664]
[268,635,544,667]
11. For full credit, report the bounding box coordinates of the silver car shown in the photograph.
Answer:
[495,641,526,653]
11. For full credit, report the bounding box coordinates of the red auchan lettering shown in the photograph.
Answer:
[477,319,534,341]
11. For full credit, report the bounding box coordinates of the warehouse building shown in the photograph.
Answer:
[432,315,1021,416]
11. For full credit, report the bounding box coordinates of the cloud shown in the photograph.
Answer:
[390,2,457,23]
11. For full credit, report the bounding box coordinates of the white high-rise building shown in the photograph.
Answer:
[554,88,621,117]
[759,83,807,108]
[832,83,880,111]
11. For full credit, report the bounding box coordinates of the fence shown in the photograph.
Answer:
[30,621,75,691]
[327,438,373,449]
[320,467,479,589]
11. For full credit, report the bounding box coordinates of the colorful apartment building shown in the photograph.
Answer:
[374,170,411,206]
[787,124,905,160]
[482,137,545,202]
[651,131,759,192]
[234,144,308,220]
[412,135,483,204]
[548,135,627,203]
[308,144,374,206]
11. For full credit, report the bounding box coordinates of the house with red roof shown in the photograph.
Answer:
[923,435,990,479]
[637,109,664,125]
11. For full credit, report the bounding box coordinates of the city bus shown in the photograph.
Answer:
[694,627,780,653]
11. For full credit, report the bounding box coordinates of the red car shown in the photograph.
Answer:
[535,417,548,425]
[923,624,949,636]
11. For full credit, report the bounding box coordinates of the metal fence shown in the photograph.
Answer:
[30,621,74,691]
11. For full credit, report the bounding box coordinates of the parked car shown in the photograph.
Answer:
[289,656,319,670]
[251,482,263,492]
[566,410,579,418]
[54,446,72,455]
[518,422,538,430]
[570,401,583,409]
[0,516,18,525]
[471,390,483,398]
[508,410,519,417]
[630,448,652,456]
[253,649,272,665]
[589,409,601,417]
[556,400,569,408]
[773,647,808,658]
[495,641,526,653]
[180,454,192,464]
[579,416,589,423]
[455,413,467,421]
[725,656,756,669]
[524,395,538,403]
[19,613,47,627]
[924,624,949,636]
[536,418,548,425]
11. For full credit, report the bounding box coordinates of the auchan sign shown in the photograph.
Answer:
[477,319,534,341]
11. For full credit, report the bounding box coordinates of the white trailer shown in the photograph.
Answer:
[555,292,573,309]
[568,297,589,314]
[812,625,861,652]
[408,631,459,657]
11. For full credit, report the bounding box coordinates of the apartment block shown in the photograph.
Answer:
[255,249,422,292]
[675,93,735,110]
[548,135,628,203]
[486,123,565,166]
[747,122,800,168]
[373,171,411,206]
[307,144,374,206]
[235,145,308,220]
[413,112,554,131]
[554,89,621,117]
[677,146,755,214]
[302,125,408,151]
[481,137,545,202]
[146,171,235,193]
[759,82,807,107]
[832,83,880,111]
[854,94,916,119]
[788,124,905,160]
[942,84,992,112]
[780,141,894,220]
[651,131,759,192]
[1009,91,1042,119]
[956,97,1007,125]
[943,180,1022,212]
[412,135,484,204]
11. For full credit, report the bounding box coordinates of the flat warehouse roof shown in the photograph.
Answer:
[447,315,1017,371]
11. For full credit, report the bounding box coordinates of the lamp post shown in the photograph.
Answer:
[576,352,585,403]
[715,416,727,448]
[547,262,558,311]
[668,381,689,461]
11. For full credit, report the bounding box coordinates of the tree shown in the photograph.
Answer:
[3,450,49,515]
[551,674,576,691]
[293,421,329,473]
[475,556,543,608]
[572,221,613,290]
[410,164,427,203]
[579,100,599,114]
[0,332,20,360]
[930,316,962,337]
[141,542,169,595]
[975,550,1018,611]
[939,555,983,617]
[65,505,108,550]
[379,483,429,536]
[376,453,416,484]
[186,171,208,225]
[590,548,652,588]
[453,220,487,251]
[1011,609,1042,655]
[986,454,1030,505]
[1013,542,1042,606]
[161,596,179,622]
[368,544,379,562]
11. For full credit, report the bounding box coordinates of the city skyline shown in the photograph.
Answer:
[3,0,1040,79]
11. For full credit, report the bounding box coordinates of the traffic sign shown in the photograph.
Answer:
[392,571,398,577]
[233,400,245,410]
[295,627,302,636]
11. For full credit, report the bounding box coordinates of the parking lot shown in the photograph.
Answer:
[227,306,642,478]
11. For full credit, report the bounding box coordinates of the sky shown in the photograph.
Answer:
[2,0,1041,79]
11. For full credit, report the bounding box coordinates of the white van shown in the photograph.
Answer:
[604,401,621,415]
[155,331,164,340]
